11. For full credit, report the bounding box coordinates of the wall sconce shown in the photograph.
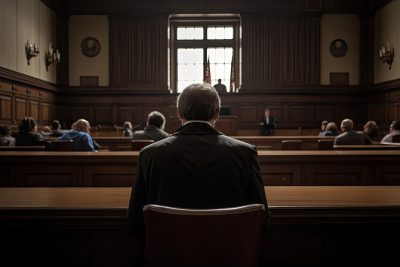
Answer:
[26,40,39,65]
[379,40,395,70]
[46,42,60,71]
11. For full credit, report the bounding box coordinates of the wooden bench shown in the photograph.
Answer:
[0,146,45,151]
[1,151,400,187]
[232,136,336,150]
[334,145,400,150]
[1,187,400,266]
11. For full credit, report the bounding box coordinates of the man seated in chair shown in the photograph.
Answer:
[334,119,372,145]
[381,121,400,143]
[57,119,95,151]
[127,83,270,266]
[132,111,170,142]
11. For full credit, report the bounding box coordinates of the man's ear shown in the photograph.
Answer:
[213,107,220,121]
[177,110,183,121]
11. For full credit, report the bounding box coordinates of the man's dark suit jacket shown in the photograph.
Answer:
[260,116,276,136]
[334,130,372,145]
[16,132,52,150]
[127,122,270,261]
[132,125,170,142]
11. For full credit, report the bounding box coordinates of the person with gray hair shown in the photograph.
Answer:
[127,83,270,266]
[132,111,170,142]
[334,118,372,145]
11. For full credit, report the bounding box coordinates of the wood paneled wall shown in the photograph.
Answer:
[57,92,368,135]
[368,83,400,133]
[0,80,58,125]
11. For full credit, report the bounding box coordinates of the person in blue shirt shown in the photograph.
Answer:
[57,119,95,151]
[321,122,341,137]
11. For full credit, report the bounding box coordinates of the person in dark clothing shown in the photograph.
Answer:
[0,126,16,146]
[334,119,372,145]
[127,83,270,266]
[16,117,51,150]
[122,121,133,137]
[51,120,70,137]
[132,112,170,142]
[320,122,341,136]
[318,121,329,136]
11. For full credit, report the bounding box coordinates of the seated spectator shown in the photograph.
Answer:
[127,83,270,266]
[363,121,379,140]
[51,120,70,137]
[132,111,170,142]
[389,121,397,133]
[15,117,51,150]
[381,121,400,143]
[57,119,95,151]
[122,121,133,137]
[334,119,372,145]
[71,122,76,130]
[320,122,340,136]
[0,126,16,146]
[318,121,329,136]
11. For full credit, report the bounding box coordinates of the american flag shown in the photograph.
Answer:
[205,57,211,84]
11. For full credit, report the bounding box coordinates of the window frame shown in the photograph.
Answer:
[169,16,241,94]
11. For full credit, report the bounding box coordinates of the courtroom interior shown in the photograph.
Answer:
[1,0,400,266]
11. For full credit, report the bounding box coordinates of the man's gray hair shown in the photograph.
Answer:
[176,83,221,121]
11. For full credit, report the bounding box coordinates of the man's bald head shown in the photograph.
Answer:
[75,119,91,133]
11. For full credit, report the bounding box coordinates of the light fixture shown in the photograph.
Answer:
[46,42,60,71]
[26,40,39,65]
[379,40,395,70]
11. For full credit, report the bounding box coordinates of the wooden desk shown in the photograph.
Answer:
[2,151,400,187]
[1,187,399,266]
[44,136,133,151]
[233,136,336,150]
[335,144,400,150]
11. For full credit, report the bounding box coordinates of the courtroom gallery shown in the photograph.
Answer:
[1,0,400,266]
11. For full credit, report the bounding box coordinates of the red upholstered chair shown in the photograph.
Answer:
[0,146,45,151]
[131,140,154,151]
[51,140,74,151]
[282,140,302,150]
[318,140,335,150]
[143,204,266,267]
[393,135,400,143]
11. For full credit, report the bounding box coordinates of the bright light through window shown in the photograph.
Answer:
[177,48,204,93]
[207,47,233,88]
[207,26,233,40]
[177,26,204,40]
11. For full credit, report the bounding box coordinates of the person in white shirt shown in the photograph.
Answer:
[381,121,400,143]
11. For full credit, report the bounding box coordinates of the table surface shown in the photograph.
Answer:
[1,187,400,209]
[1,150,400,157]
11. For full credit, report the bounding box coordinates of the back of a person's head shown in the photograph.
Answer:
[52,120,61,130]
[364,121,378,138]
[147,111,166,129]
[0,125,11,136]
[75,119,90,132]
[393,121,400,131]
[124,121,132,130]
[176,83,221,121]
[19,117,36,133]
[325,122,337,132]
[341,119,353,131]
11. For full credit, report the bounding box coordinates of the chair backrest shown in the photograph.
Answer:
[393,135,400,143]
[143,204,265,267]
[0,146,45,151]
[51,140,74,151]
[282,140,302,150]
[318,140,334,150]
[131,140,154,151]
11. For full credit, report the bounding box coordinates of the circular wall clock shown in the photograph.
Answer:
[80,37,101,57]
[330,39,347,58]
